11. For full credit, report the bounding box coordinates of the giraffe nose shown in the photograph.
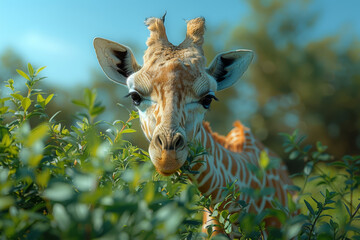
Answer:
[155,133,185,150]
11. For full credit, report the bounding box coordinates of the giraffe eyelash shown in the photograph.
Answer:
[199,94,218,110]
[125,91,143,106]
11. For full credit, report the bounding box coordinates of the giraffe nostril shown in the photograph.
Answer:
[154,133,185,150]
[173,134,185,150]
[155,134,163,148]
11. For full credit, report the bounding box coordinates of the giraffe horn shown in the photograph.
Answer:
[145,16,170,47]
[184,17,205,47]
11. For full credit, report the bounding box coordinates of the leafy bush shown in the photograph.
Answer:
[0,65,359,239]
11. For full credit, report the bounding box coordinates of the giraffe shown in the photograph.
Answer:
[94,16,294,238]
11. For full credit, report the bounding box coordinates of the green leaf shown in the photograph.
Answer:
[343,203,351,217]
[259,150,270,169]
[45,93,54,105]
[303,144,312,153]
[0,196,14,210]
[229,212,239,223]
[304,199,315,215]
[37,94,45,103]
[27,63,34,77]
[121,129,137,134]
[304,161,313,176]
[219,210,229,224]
[84,88,96,108]
[287,192,296,213]
[53,203,71,231]
[211,209,218,217]
[284,145,294,153]
[286,185,301,192]
[207,225,213,237]
[90,106,105,117]
[36,169,50,187]
[5,79,14,91]
[35,66,46,76]
[16,69,30,80]
[144,182,154,203]
[0,106,9,114]
[21,97,31,111]
[289,150,300,160]
[316,141,328,152]
[11,93,24,101]
[72,99,87,108]
[328,161,347,167]
[25,123,49,146]
[43,183,74,201]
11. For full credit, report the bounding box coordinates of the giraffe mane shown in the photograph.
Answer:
[202,121,247,153]
[202,121,227,147]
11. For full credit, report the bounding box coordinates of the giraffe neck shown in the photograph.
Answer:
[189,121,291,213]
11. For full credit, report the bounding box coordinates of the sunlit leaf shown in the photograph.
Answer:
[0,197,14,210]
[121,129,137,134]
[11,93,24,101]
[16,69,30,80]
[36,168,51,187]
[25,123,48,146]
[287,192,296,213]
[21,97,31,111]
[259,150,270,169]
[37,94,45,103]
[45,93,54,105]
[35,66,46,76]
[144,182,155,203]
[29,154,43,167]
[27,63,34,77]
[229,212,240,223]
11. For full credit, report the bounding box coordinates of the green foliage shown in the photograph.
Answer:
[281,130,360,239]
[203,0,360,162]
[0,65,359,239]
[0,65,203,240]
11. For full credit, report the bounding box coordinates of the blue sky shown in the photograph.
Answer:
[0,0,359,87]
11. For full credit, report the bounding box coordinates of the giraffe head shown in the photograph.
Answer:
[94,17,253,175]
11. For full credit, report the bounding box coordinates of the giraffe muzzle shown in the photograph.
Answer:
[149,132,188,176]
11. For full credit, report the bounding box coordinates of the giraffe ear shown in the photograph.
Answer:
[94,38,141,85]
[207,50,254,91]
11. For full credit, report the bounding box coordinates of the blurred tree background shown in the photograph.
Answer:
[203,0,360,172]
[1,0,359,173]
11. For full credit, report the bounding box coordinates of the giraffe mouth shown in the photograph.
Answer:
[156,167,179,176]
[151,150,187,176]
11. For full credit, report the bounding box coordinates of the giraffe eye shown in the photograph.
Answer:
[199,94,218,109]
[129,92,143,106]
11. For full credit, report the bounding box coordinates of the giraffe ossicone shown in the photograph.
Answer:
[94,16,294,235]
[94,16,253,175]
